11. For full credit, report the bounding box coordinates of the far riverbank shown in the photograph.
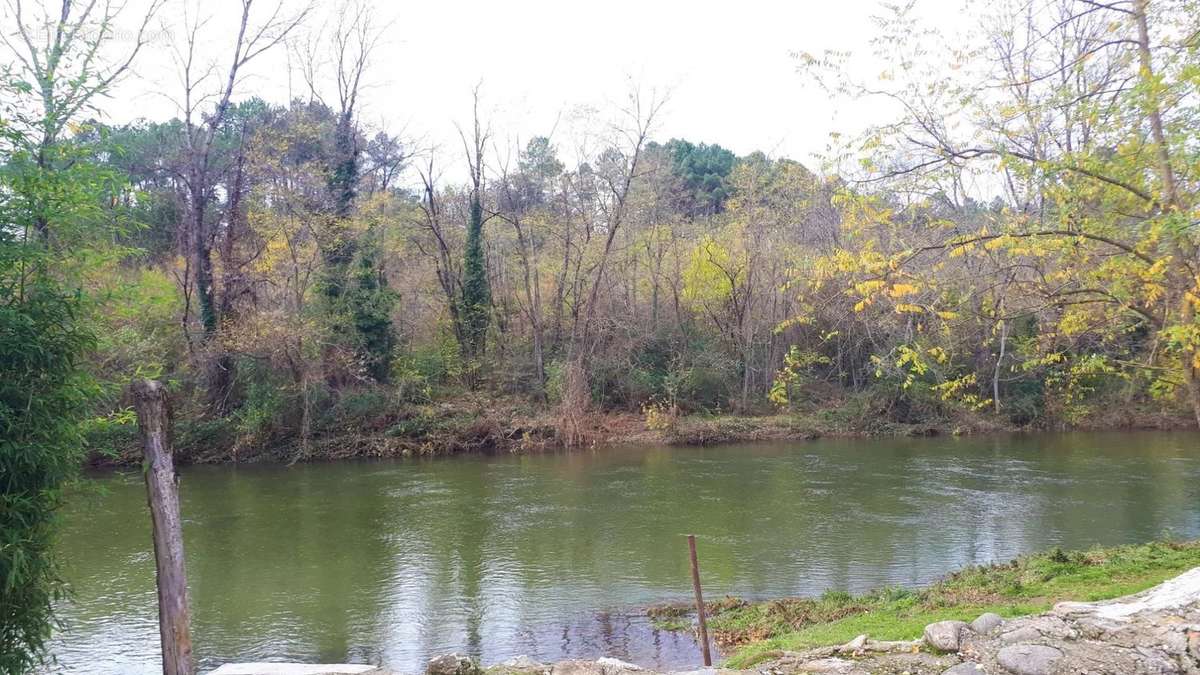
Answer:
[88,390,1195,467]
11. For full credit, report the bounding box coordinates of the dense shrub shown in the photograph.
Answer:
[0,276,96,672]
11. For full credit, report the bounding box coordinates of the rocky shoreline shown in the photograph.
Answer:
[454,566,1200,675]
[210,564,1200,675]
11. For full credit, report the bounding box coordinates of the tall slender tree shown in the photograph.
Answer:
[459,88,492,362]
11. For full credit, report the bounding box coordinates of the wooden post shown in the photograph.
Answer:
[687,534,712,667]
[132,379,195,675]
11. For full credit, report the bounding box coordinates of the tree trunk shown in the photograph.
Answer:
[993,319,1007,415]
[531,267,546,399]
[131,380,195,675]
[1181,297,1200,428]
[193,201,218,337]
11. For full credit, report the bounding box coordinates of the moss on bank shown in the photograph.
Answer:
[680,539,1200,668]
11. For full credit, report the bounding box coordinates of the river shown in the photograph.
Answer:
[48,431,1200,674]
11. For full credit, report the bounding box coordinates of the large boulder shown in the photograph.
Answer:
[969,612,1003,635]
[942,663,984,675]
[995,644,1063,675]
[924,620,970,652]
[427,654,479,675]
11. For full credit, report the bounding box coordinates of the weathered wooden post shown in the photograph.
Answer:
[132,379,195,675]
[687,534,712,667]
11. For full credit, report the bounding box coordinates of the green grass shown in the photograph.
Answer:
[650,617,693,631]
[701,539,1200,668]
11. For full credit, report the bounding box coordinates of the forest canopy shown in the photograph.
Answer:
[2,0,1197,469]
[0,0,1198,509]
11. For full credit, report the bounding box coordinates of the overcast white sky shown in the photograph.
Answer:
[90,0,977,180]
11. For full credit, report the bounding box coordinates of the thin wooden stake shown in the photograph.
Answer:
[132,379,195,675]
[688,534,712,667]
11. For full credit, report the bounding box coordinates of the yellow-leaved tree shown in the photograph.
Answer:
[794,0,1200,426]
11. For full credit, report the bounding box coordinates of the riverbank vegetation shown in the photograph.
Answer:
[4,0,1199,469]
[675,539,1200,668]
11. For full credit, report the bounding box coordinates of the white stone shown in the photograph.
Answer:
[1054,565,1200,622]
[498,655,542,669]
[595,657,643,673]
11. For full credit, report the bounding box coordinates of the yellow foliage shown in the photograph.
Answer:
[682,235,740,304]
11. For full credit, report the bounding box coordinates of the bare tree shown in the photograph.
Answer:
[413,155,466,348]
[172,0,308,409]
[558,84,665,444]
[492,134,562,399]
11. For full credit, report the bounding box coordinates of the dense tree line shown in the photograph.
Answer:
[2,0,1198,668]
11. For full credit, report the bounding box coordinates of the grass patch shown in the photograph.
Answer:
[650,617,693,631]
[646,602,695,632]
[703,539,1200,668]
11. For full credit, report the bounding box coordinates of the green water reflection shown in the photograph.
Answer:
[49,431,1200,673]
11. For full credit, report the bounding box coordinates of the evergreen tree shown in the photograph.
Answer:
[461,192,491,359]
[320,113,361,305]
[348,231,398,381]
[659,139,736,216]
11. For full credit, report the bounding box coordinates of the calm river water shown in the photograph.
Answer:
[48,431,1200,674]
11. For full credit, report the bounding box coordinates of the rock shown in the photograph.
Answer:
[998,625,1042,643]
[1133,645,1179,672]
[427,654,479,675]
[1023,616,1075,640]
[548,663,598,675]
[788,657,863,674]
[924,620,970,652]
[210,666,386,675]
[541,659,641,675]
[970,612,1003,635]
[496,655,543,670]
[751,567,1200,675]
[839,634,868,653]
[995,644,1063,675]
[595,657,642,673]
